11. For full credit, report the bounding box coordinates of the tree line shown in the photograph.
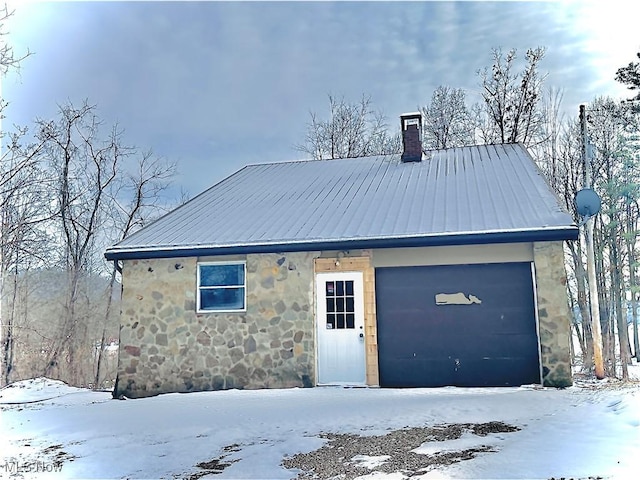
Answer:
[1,100,177,388]
[296,47,548,158]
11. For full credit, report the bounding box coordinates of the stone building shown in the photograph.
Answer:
[105,113,578,398]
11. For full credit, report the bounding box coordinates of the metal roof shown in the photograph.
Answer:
[105,143,578,260]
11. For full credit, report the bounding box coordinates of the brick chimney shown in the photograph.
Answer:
[400,112,422,163]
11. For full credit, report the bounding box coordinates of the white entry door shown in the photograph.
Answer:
[316,272,366,385]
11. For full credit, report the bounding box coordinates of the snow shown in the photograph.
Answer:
[1,371,639,479]
[352,455,392,469]
[412,431,504,456]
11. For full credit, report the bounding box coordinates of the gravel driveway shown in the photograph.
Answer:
[281,421,520,479]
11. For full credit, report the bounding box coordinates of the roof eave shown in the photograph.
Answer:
[104,227,579,261]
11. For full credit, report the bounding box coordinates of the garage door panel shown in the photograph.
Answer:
[455,357,541,386]
[382,328,464,357]
[376,262,540,387]
[380,358,455,387]
[462,333,539,356]
[380,319,537,350]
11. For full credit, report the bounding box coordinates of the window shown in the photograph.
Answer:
[325,280,355,329]
[197,262,246,312]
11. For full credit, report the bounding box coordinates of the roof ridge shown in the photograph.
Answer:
[242,153,398,169]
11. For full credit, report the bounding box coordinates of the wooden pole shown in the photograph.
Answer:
[580,104,605,380]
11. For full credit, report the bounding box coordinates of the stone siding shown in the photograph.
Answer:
[115,252,318,398]
[114,243,573,398]
[533,241,573,387]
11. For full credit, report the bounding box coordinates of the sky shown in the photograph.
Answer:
[2,0,640,198]
[1,376,640,479]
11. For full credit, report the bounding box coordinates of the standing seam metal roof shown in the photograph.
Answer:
[105,143,578,260]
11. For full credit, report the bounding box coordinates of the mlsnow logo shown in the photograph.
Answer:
[1,461,64,474]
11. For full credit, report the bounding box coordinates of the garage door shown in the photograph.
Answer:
[375,262,541,387]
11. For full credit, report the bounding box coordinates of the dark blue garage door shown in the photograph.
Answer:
[375,262,541,387]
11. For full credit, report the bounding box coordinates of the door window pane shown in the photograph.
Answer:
[326,298,335,313]
[346,297,354,312]
[326,314,335,329]
[346,313,355,329]
[345,280,354,296]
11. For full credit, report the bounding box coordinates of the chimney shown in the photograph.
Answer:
[400,112,423,162]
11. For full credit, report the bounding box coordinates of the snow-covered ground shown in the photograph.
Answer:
[1,369,639,480]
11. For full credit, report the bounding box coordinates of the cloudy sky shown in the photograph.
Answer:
[3,0,639,197]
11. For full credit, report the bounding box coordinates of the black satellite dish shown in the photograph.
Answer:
[575,188,601,217]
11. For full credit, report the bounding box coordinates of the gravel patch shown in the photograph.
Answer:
[282,421,520,479]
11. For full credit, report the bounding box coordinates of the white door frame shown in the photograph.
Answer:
[315,271,367,385]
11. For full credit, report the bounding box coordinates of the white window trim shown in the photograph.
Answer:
[196,261,247,313]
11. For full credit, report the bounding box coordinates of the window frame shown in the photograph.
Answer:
[324,279,356,330]
[196,261,247,313]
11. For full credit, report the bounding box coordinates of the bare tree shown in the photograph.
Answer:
[296,94,400,160]
[0,5,38,386]
[582,97,639,378]
[0,131,50,385]
[0,4,30,122]
[614,52,640,361]
[539,111,598,371]
[0,5,29,74]
[421,86,475,150]
[478,47,547,146]
[34,101,131,385]
[625,196,640,362]
[94,150,176,388]
[529,89,595,369]
[1,6,178,386]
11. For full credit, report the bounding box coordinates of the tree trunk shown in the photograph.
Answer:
[1,266,19,386]
[568,290,586,360]
[568,241,593,369]
[610,239,629,379]
[626,204,640,361]
[593,223,614,376]
[43,266,82,382]
[94,264,117,389]
[633,293,640,362]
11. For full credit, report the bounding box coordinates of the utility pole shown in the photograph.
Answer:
[580,104,605,379]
